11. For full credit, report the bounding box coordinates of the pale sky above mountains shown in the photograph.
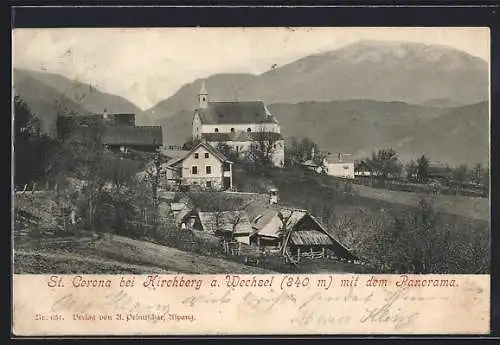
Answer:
[12,27,490,109]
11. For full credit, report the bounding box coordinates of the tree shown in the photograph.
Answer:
[285,137,325,171]
[366,148,401,180]
[471,163,483,185]
[182,137,201,151]
[405,160,417,181]
[245,128,279,170]
[481,166,489,197]
[216,142,240,163]
[143,150,165,233]
[14,95,56,188]
[70,120,107,232]
[452,164,468,195]
[277,209,296,257]
[416,155,429,183]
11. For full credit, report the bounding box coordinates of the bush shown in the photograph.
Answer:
[331,195,490,274]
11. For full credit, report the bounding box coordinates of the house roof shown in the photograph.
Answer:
[196,101,277,125]
[256,208,309,238]
[166,142,232,167]
[198,210,253,235]
[290,230,336,246]
[325,153,354,164]
[201,131,283,142]
[102,125,163,146]
[248,207,357,259]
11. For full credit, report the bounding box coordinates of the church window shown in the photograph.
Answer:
[214,128,219,132]
[230,128,235,132]
[247,128,252,132]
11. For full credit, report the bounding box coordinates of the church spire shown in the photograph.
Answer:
[198,81,208,109]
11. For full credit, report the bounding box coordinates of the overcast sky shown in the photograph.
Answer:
[13,27,490,109]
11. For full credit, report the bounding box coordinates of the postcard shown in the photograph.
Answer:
[12,27,490,335]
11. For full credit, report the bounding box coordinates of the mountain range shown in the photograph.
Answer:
[144,40,488,123]
[13,40,490,166]
[13,68,143,135]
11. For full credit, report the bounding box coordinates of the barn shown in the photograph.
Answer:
[248,208,357,261]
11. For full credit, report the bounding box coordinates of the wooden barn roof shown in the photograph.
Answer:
[290,230,335,246]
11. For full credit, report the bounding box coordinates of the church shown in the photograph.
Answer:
[192,82,285,167]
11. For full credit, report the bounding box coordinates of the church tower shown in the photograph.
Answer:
[198,81,208,109]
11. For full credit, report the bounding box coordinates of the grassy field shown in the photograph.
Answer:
[351,184,489,222]
[233,166,489,223]
[14,233,275,274]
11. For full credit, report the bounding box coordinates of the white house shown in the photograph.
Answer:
[192,82,285,167]
[324,153,355,179]
[164,141,233,191]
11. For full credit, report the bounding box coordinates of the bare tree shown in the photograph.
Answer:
[143,150,164,233]
[245,127,279,169]
[277,209,296,257]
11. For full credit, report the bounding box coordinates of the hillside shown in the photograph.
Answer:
[13,69,147,135]
[15,233,274,274]
[145,40,488,121]
[160,99,489,167]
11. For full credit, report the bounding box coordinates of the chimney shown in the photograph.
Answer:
[269,188,279,205]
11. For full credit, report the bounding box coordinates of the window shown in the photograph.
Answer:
[230,128,235,132]
[214,128,219,133]
[247,128,251,132]
[206,166,212,174]
[194,153,199,159]
[206,181,212,188]
[204,153,209,159]
[192,166,198,174]
[223,163,231,172]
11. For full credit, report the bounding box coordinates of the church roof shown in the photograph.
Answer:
[201,131,283,142]
[196,101,277,125]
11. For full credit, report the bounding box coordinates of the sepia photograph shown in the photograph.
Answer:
[12,27,490,276]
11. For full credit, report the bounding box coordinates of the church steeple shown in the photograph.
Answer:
[198,81,208,109]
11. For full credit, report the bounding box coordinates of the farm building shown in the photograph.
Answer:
[247,207,357,261]
[57,113,163,153]
[428,162,453,181]
[178,210,253,244]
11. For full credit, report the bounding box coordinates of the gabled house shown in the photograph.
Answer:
[324,153,355,179]
[247,207,357,261]
[164,141,233,191]
[192,82,285,167]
